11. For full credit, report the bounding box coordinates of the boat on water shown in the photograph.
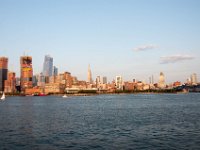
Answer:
[1,92,5,100]
[62,94,68,98]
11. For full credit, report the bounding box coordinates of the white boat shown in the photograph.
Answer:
[62,94,68,98]
[1,92,5,100]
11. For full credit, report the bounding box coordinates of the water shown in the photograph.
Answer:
[0,94,200,150]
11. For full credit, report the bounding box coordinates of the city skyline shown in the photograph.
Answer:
[0,0,200,83]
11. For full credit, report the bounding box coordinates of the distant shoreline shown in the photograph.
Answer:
[4,91,199,97]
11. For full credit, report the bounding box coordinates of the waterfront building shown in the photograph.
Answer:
[158,72,166,88]
[136,81,144,91]
[20,56,33,91]
[107,80,117,93]
[44,83,65,94]
[25,87,44,95]
[43,55,53,77]
[87,64,93,84]
[173,81,181,87]
[115,76,123,90]
[64,72,73,88]
[4,72,16,93]
[124,81,135,91]
[0,57,8,91]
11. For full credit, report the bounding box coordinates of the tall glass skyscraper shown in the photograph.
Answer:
[43,55,53,77]
[53,66,58,76]
[0,57,8,91]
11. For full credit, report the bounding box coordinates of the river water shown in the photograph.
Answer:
[0,94,200,149]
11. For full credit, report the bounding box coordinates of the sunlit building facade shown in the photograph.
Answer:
[87,64,93,84]
[20,56,33,91]
[158,72,166,88]
[4,72,16,93]
[0,57,8,91]
[116,76,123,90]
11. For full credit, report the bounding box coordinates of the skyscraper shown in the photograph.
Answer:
[116,76,123,90]
[0,57,8,91]
[191,73,197,85]
[4,72,16,93]
[43,55,53,77]
[53,66,58,76]
[102,76,107,84]
[96,76,101,84]
[20,56,33,91]
[159,72,166,88]
[87,64,92,84]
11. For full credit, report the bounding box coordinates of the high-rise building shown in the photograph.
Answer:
[0,57,8,91]
[43,55,53,77]
[87,64,92,84]
[53,66,58,76]
[37,73,45,87]
[64,72,72,88]
[32,75,38,87]
[159,72,166,88]
[191,73,197,85]
[116,76,123,90]
[102,76,107,84]
[96,76,101,85]
[4,72,16,93]
[20,56,33,91]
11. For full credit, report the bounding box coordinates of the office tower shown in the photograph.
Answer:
[32,75,38,87]
[53,66,58,76]
[96,76,101,85]
[20,56,33,91]
[4,72,16,93]
[87,64,92,84]
[43,55,53,77]
[37,73,45,87]
[191,73,197,85]
[102,76,107,84]
[0,57,8,91]
[116,76,123,90]
[159,72,166,88]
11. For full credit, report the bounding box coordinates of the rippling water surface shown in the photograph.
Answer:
[0,94,200,149]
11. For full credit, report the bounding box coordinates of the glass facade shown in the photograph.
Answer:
[43,55,53,77]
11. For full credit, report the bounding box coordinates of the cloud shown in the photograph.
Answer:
[133,44,157,52]
[160,54,194,64]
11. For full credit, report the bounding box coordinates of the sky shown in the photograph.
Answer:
[0,0,200,83]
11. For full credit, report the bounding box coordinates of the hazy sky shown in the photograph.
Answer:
[0,0,200,83]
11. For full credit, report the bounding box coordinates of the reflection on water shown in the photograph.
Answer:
[0,94,200,149]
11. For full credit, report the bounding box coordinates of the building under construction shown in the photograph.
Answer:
[20,56,33,91]
[0,57,8,92]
